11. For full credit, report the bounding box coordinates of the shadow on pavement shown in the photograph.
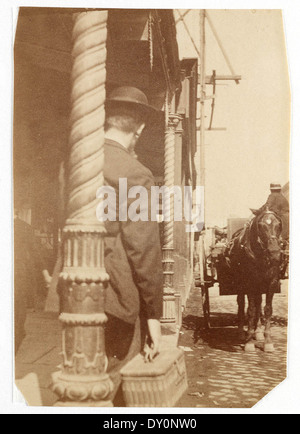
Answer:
[183,313,244,353]
[183,309,288,354]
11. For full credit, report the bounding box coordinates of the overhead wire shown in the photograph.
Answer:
[176,9,201,59]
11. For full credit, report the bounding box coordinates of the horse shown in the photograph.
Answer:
[225,209,282,352]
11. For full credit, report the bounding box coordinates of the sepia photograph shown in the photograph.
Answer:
[3,2,298,413]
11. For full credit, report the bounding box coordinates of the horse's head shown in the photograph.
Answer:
[257,211,282,263]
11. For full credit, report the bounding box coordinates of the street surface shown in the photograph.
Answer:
[177,281,288,408]
[15,282,288,408]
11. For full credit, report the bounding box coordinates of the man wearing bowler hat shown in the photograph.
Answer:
[103,86,163,404]
[258,183,289,240]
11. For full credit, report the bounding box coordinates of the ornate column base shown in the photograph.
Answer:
[161,247,176,324]
[175,292,182,328]
[161,291,176,324]
[52,371,113,407]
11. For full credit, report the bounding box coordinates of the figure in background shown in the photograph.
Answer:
[103,87,164,405]
[14,210,51,353]
[258,183,289,241]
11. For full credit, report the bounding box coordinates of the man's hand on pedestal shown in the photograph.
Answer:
[143,319,162,363]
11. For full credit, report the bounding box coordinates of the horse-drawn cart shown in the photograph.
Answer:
[196,216,289,330]
[195,218,246,328]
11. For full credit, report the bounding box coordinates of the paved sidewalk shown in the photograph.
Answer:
[15,313,179,406]
[15,312,62,406]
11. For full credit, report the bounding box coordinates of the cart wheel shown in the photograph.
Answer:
[199,235,211,329]
[201,284,210,329]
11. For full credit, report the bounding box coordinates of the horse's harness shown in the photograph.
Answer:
[228,211,282,265]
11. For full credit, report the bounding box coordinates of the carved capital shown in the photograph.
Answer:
[167,113,181,131]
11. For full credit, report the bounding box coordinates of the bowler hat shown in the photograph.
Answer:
[106,86,158,114]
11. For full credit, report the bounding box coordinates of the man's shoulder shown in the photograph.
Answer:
[104,141,154,185]
[271,192,287,201]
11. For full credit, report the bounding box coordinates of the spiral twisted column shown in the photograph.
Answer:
[52,10,114,407]
[161,114,181,324]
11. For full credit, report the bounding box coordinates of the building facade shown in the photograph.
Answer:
[14,8,199,406]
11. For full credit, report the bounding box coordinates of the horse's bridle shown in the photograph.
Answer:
[256,212,282,262]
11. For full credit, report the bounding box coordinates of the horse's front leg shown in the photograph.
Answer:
[245,294,256,352]
[264,291,275,352]
[255,294,264,342]
[237,292,245,340]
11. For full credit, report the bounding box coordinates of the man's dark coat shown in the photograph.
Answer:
[103,139,163,325]
[264,192,289,215]
[259,191,289,240]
